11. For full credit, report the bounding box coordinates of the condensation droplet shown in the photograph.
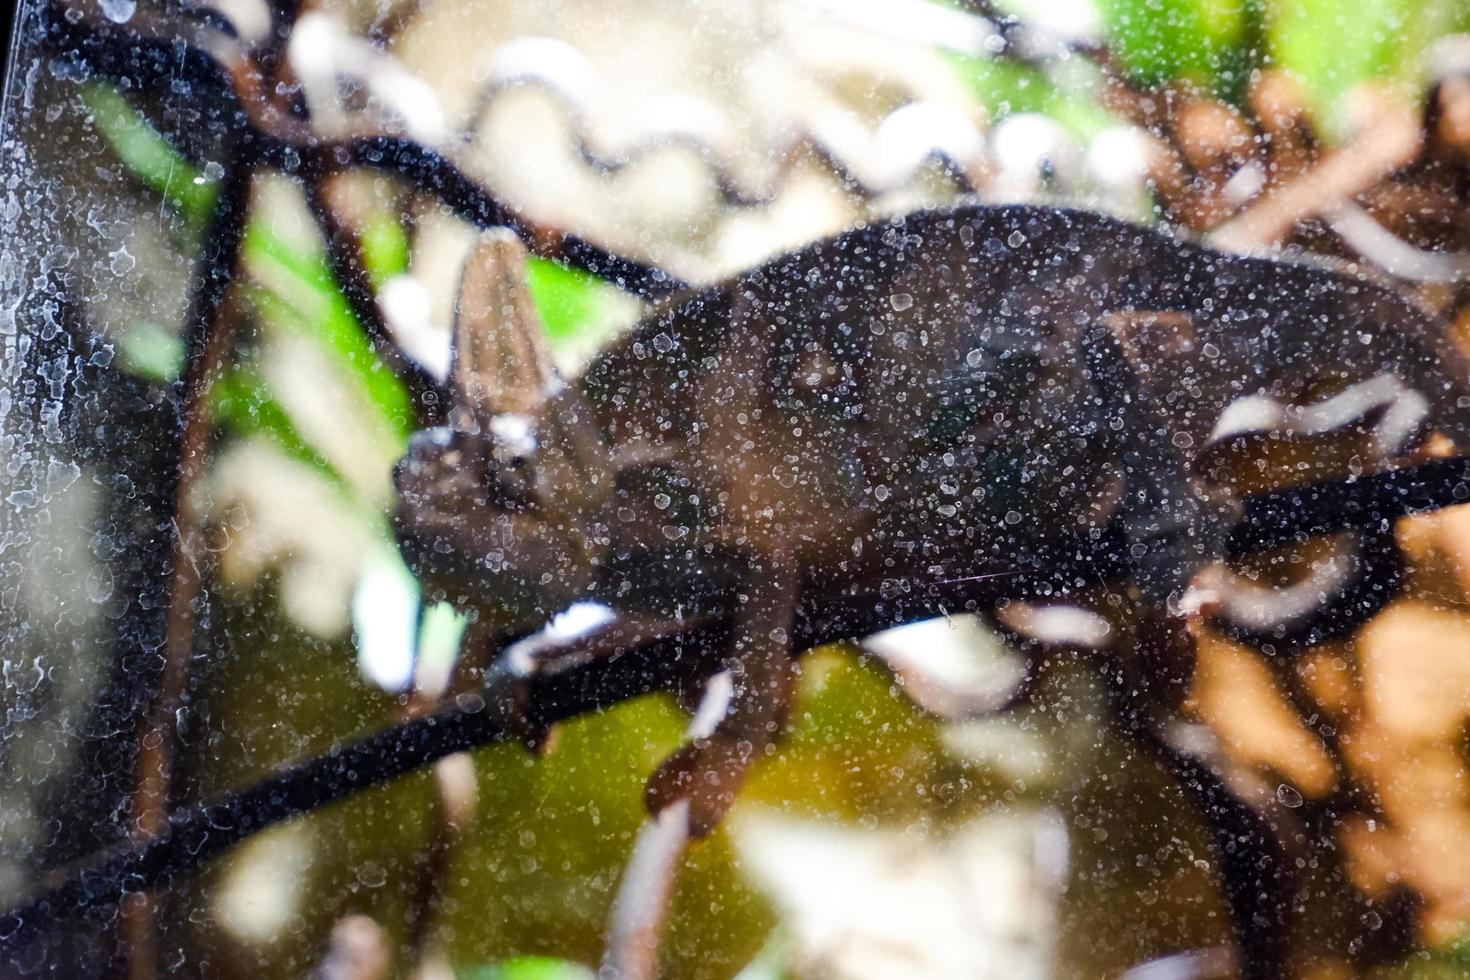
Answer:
[888,292,913,312]
[109,245,135,276]
[356,862,387,888]
[1276,784,1303,808]
[86,566,115,604]
[99,0,137,23]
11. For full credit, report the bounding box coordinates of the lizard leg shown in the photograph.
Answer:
[1084,315,1231,614]
[644,552,800,838]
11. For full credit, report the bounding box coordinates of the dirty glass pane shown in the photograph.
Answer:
[3,1,1470,978]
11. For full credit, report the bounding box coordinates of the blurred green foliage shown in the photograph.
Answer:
[461,956,596,980]
[525,257,627,346]
[1096,0,1256,89]
[943,55,1116,138]
[960,0,1470,135]
[81,82,219,227]
[1268,0,1462,120]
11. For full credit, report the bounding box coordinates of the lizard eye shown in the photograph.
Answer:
[483,413,540,510]
[482,456,537,511]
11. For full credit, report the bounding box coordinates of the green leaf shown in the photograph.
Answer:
[1096,0,1250,89]
[525,257,627,345]
[243,225,415,440]
[460,957,596,980]
[116,322,184,383]
[943,54,1115,138]
[210,369,345,485]
[80,83,219,227]
[359,213,411,289]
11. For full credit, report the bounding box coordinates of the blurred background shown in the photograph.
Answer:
[6,0,1470,977]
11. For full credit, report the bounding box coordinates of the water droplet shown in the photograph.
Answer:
[653,492,671,510]
[356,862,387,888]
[99,0,136,23]
[109,246,135,276]
[873,485,890,502]
[1276,783,1303,808]
[1007,230,1027,248]
[889,292,913,312]
[86,566,114,604]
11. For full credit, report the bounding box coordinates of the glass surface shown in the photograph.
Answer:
[3,2,1470,978]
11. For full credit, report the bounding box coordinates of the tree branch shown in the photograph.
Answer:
[121,155,256,978]
[5,453,1470,949]
[301,160,448,427]
[40,4,690,303]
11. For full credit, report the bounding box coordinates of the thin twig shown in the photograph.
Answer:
[401,753,475,961]
[121,159,256,979]
[397,638,487,963]
[295,136,689,299]
[301,160,447,426]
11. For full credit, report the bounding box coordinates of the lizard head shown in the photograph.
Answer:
[393,230,615,632]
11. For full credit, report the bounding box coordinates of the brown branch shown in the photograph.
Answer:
[397,628,489,964]
[1210,87,1424,253]
[401,752,475,961]
[10,452,1470,949]
[41,5,690,302]
[121,160,257,979]
[299,136,688,299]
[302,159,447,427]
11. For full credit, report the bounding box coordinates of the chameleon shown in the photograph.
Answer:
[393,202,1470,978]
